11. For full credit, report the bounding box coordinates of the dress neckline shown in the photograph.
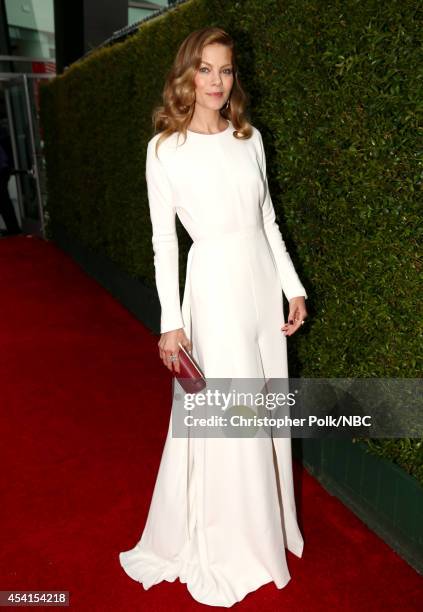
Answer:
[187,119,231,136]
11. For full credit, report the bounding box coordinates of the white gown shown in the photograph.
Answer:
[119,119,308,607]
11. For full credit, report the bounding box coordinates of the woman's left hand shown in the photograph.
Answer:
[281,296,308,337]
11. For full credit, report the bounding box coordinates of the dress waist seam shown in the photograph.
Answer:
[192,225,264,247]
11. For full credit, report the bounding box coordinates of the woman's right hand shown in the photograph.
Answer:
[158,328,192,373]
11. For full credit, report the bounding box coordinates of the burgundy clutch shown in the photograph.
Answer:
[175,342,206,394]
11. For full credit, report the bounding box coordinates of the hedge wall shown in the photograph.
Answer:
[39,0,422,482]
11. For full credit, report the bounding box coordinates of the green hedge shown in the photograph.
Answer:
[39,0,422,482]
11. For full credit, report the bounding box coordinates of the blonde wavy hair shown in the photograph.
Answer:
[152,26,253,155]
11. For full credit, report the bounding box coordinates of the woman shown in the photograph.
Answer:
[119,26,308,607]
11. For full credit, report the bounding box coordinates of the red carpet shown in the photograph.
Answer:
[0,234,421,611]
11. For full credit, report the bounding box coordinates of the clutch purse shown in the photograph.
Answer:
[175,342,207,394]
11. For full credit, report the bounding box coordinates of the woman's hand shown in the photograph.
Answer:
[281,296,308,337]
[158,328,192,373]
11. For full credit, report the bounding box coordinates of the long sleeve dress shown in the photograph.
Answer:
[119,118,308,607]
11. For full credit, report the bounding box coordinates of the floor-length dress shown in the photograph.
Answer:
[119,119,308,607]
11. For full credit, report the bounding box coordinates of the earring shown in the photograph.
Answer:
[225,97,230,109]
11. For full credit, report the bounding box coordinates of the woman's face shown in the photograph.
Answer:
[193,43,234,111]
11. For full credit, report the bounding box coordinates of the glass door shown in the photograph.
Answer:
[2,73,48,237]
